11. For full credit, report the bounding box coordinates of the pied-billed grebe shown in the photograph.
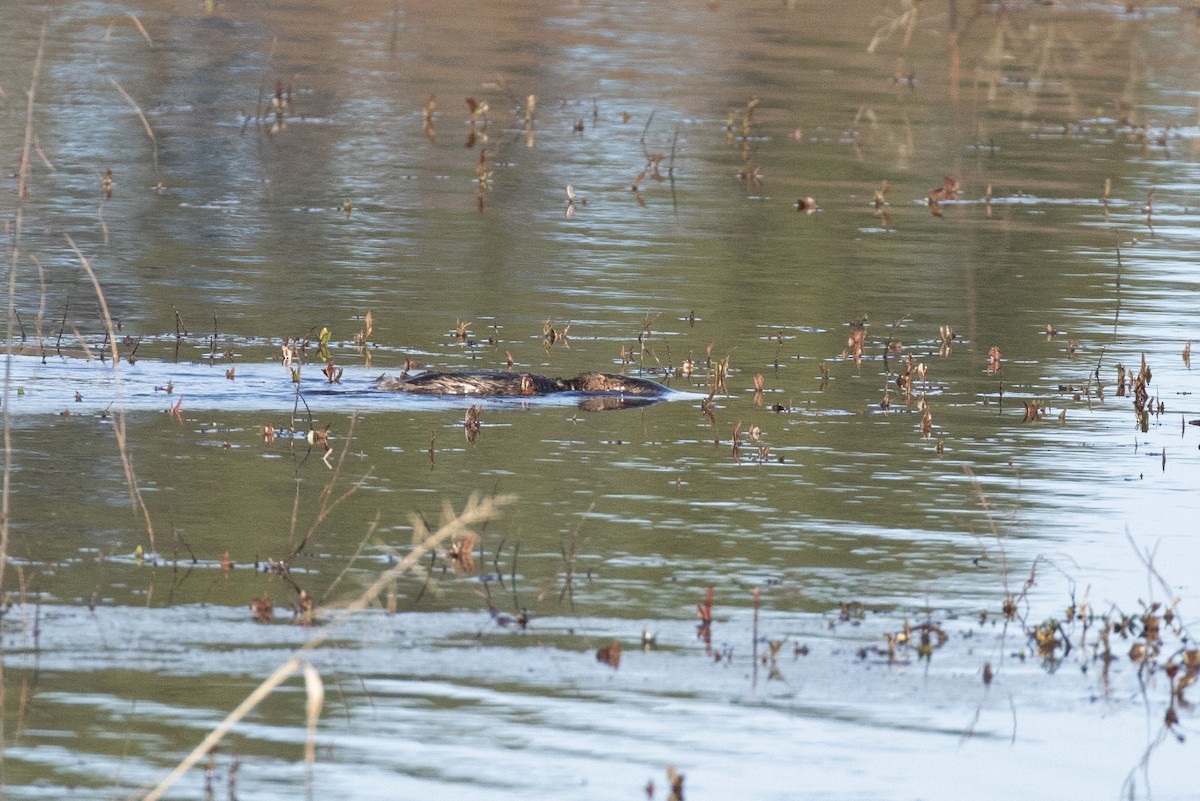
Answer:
[375,370,669,397]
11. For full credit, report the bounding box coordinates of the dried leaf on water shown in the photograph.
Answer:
[449,532,477,573]
[596,640,622,669]
[986,345,1002,375]
[846,320,866,368]
[251,595,274,623]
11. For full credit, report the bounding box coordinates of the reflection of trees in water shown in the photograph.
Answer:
[869,0,1155,124]
[968,9,1149,123]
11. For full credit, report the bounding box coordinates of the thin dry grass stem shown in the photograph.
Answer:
[4,22,48,608]
[15,23,46,200]
[127,12,154,47]
[30,255,47,356]
[138,493,513,801]
[108,76,161,186]
[2,21,48,773]
[289,415,370,559]
[64,235,156,551]
[964,464,1027,619]
[1113,244,1123,335]
[320,512,380,603]
[302,661,324,780]
[141,655,309,801]
[558,501,595,614]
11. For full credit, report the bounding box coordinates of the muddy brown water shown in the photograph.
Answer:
[2,1,1200,799]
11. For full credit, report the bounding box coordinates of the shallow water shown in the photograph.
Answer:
[2,1,1200,799]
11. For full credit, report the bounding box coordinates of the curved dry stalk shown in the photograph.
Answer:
[127,12,154,47]
[136,493,514,801]
[63,235,155,551]
[107,76,161,185]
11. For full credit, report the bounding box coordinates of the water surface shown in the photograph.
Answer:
[2,1,1200,799]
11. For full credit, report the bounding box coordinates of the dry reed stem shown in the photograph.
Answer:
[137,493,513,801]
[14,23,45,200]
[64,235,156,551]
[30,255,47,356]
[3,20,46,600]
[2,19,48,777]
[108,76,161,183]
[127,13,154,47]
[321,511,381,603]
[302,661,324,777]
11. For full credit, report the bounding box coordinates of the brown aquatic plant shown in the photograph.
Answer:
[251,595,274,623]
[939,324,956,356]
[464,405,481,444]
[896,357,914,405]
[353,310,373,347]
[306,423,331,453]
[697,586,714,650]
[1131,354,1152,431]
[846,320,866,368]
[465,96,488,121]
[543,319,570,347]
[986,345,1002,375]
[1033,618,1068,660]
[422,94,436,141]
[448,531,477,573]
[871,180,893,227]
[665,766,685,801]
[596,640,622,669]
